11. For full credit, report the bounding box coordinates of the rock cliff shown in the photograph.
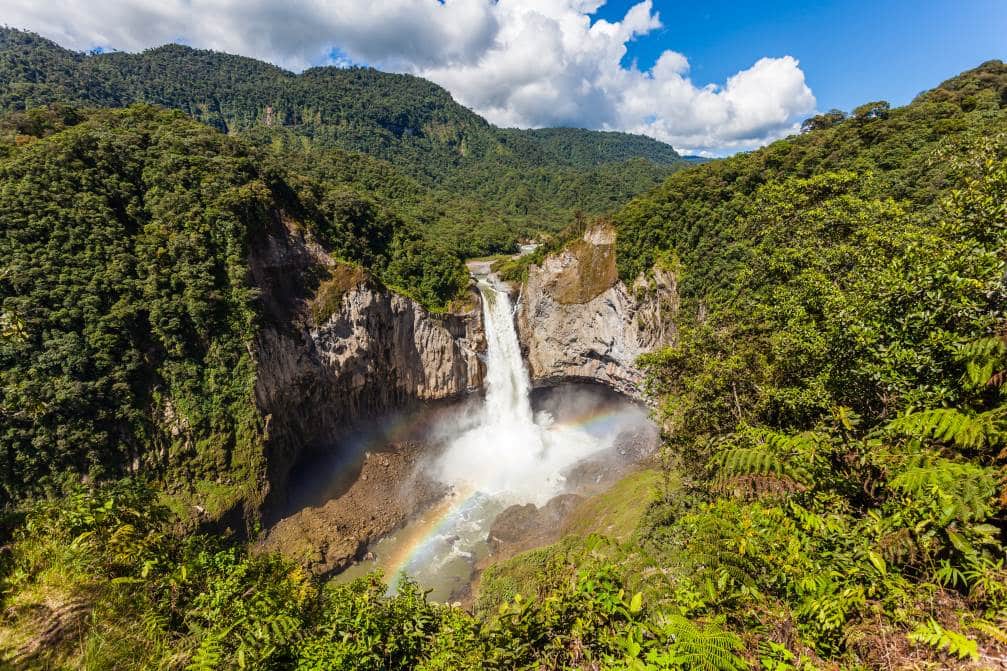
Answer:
[249,214,485,509]
[516,224,676,399]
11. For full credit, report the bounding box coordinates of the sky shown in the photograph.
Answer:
[2,0,1004,156]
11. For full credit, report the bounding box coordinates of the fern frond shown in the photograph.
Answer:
[187,632,224,671]
[890,456,996,524]
[711,445,813,498]
[795,584,866,636]
[958,334,1007,389]
[907,619,978,661]
[660,614,749,671]
[969,618,1007,645]
[887,407,1006,450]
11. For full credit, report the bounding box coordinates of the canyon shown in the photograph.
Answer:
[250,221,674,591]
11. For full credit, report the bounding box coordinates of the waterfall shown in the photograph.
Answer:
[433,277,602,503]
[478,278,536,437]
[336,273,657,601]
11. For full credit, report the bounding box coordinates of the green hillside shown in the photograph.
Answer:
[0,104,474,511]
[590,58,1006,667]
[496,126,686,168]
[0,26,686,240]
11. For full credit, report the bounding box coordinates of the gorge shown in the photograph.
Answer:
[262,252,661,598]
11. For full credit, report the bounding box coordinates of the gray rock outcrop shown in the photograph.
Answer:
[249,214,485,508]
[516,223,676,400]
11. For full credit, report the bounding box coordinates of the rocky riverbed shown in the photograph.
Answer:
[259,440,447,576]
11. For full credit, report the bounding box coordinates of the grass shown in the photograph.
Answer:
[563,469,668,540]
[474,468,678,616]
[310,262,367,324]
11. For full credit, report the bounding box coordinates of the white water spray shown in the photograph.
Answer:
[434,278,605,504]
[337,275,656,600]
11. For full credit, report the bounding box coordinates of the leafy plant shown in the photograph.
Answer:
[908,619,979,661]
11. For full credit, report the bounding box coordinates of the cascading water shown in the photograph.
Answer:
[335,275,654,600]
[433,278,596,502]
[479,278,535,428]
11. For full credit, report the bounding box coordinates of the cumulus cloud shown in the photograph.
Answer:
[3,0,817,154]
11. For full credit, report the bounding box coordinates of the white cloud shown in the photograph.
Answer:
[2,0,817,154]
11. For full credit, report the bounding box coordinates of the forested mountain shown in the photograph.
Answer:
[496,127,685,168]
[0,26,686,237]
[0,104,489,515]
[2,23,1007,669]
[615,60,1007,429]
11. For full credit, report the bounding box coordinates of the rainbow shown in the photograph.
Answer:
[379,485,481,593]
[355,403,650,597]
[548,404,645,438]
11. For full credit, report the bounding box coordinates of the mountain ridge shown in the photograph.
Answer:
[0,27,684,177]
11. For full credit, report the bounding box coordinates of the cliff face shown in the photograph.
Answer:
[249,215,485,508]
[516,224,676,400]
[245,216,668,515]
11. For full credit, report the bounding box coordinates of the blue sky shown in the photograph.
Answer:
[6,0,1004,154]
[594,0,1007,113]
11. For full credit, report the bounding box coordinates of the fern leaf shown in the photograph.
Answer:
[711,446,812,498]
[661,614,749,671]
[890,456,996,524]
[887,407,1005,450]
[970,618,1007,645]
[187,633,224,671]
[908,619,979,661]
[958,334,1007,389]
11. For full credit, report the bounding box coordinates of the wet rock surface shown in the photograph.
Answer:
[487,494,585,562]
[259,442,447,576]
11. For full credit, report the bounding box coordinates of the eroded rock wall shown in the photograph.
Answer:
[249,214,485,508]
[516,224,676,400]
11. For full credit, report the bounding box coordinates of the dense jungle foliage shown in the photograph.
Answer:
[2,34,1007,671]
[0,104,474,510]
[0,27,686,241]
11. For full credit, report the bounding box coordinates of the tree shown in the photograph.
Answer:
[801,109,846,133]
[852,100,890,121]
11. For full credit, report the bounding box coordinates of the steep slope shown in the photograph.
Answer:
[617,59,1007,286]
[613,60,1007,431]
[0,106,270,511]
[516,222,677,397]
